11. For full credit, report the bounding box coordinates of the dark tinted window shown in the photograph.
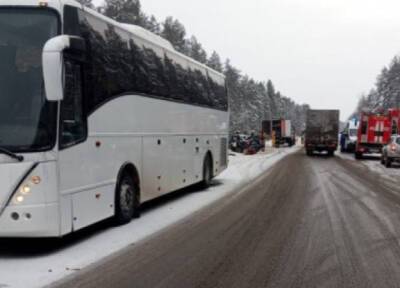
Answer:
[60,60,86,148]
[64,5,81,36]
[75,10,228,112]
[0,8,58,152]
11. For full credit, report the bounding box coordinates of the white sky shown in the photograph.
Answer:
[94,0,400,120]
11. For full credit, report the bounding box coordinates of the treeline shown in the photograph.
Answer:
[77,0,309,134]
[353,56,400,117]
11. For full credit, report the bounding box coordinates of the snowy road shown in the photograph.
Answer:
[55,150,400,288]
[0,147,298,288]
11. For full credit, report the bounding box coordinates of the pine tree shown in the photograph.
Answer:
[161,17,187,53]
[207,51,223,72]
[186,36,207,64]
[146,15,161,35]
[103,0,143,25]
[77,0,94,8]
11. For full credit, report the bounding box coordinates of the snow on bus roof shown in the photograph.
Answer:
[120,24,174,51]
[79,3,225,79]
[4,0,225,79]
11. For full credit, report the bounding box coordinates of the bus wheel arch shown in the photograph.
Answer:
[114,162,141,224]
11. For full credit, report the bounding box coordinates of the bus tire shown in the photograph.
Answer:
[115,172,140,225]
[201,153,213,189]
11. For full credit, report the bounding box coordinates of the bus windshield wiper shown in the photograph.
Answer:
[0,147,24,162]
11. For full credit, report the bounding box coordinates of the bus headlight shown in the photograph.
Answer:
[13,176,40,205]
[21,185,31,195]
[15,195,25,203]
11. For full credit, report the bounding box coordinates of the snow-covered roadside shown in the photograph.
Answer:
[0,146,299,288]
[337,151,400,182]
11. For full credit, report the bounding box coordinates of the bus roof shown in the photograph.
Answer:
[120,24,174,51]
[1,0,225,79]
[81,5,225,79]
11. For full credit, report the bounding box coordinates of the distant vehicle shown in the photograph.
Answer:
[230,133,248,153]
[262,119,295,147]
[340,118,359,152]
[0,0,228,237]
[305,110,340,156]
[355,112,390,159]
[381,135,400,167]
[243,133,264,155]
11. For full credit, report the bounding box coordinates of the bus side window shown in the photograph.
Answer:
[60,59,86,149]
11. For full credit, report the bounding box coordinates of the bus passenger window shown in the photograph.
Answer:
[60,60,86,148]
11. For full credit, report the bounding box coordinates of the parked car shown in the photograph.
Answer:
[230,133,248,153]
[243,133,264,155]
[381,135,400,167]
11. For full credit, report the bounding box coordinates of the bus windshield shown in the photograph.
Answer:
[0,8,58,152]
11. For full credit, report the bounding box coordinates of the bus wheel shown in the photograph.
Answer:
[201,154,213,189]
[115,173,140,225]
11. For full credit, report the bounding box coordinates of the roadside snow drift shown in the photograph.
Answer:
[0,146,299,288]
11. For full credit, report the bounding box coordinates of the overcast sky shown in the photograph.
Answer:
[94,0,400,120]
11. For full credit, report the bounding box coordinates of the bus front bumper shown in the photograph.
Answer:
[0,203,60,238]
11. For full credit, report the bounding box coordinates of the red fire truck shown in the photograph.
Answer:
[355,112,391,159]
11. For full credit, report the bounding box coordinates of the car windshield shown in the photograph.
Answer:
[0,8,58,152]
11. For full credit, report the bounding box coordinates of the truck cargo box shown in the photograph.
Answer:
[262,119,295,147]
[305,109,340,156]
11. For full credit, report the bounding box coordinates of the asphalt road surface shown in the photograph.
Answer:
[55,151,400,288]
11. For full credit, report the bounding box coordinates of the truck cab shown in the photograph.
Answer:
[340,118,359,152]
[355,112,391,159]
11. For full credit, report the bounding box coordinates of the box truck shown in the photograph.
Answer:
[305,110,340,156]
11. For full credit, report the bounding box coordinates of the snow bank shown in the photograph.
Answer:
[0,146,299,288]
[337,151,400,182]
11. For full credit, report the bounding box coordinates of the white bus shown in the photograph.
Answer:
[0,0,229,237]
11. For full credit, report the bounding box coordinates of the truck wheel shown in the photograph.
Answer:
[115,173,140,225]
[328,150,334,157]
[355,152,362,160]
[306,150,313,156]
[381,155,385,165]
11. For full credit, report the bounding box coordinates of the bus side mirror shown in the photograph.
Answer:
[42,35,86,101]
